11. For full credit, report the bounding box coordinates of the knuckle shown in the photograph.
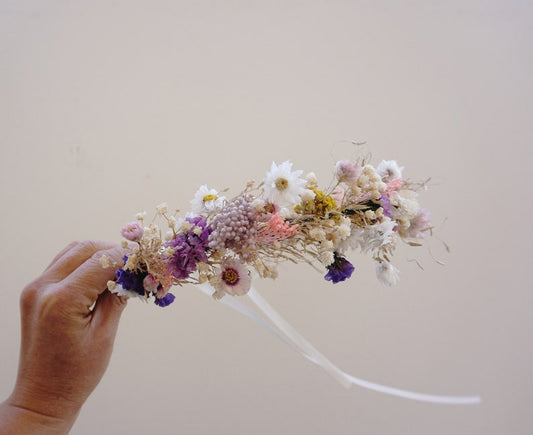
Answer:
[78,240,100,254]
[20,282,39,312]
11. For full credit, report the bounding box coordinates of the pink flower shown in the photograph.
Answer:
[216,260,251,296]
[332,186,345,207]
[121,221,144,242]
[386,179,403,195]
[256,213,298,243]
[334,160,360,184]
[143,274,159,293]
[407,208,431,238]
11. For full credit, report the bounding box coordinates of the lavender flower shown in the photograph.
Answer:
[379,193,392,218]
[324,253,355,283]
[166,216,212,279]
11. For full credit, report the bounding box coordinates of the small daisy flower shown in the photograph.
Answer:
[215,260,252,296]
[377,160,404,181]
[190,185,226,215]
[263,161,307,209]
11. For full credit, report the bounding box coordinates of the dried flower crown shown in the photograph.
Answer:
[103,158,431,306]
[101,155,481,405]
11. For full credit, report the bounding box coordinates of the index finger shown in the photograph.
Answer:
[60,245,128,307]
[43,240,118,283]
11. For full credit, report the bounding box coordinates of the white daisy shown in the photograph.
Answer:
[263,161,307,209]
[376,160,404,181]
[375,261,400,286]
[190,185,226,215]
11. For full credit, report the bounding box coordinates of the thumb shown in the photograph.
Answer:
[91,290,128,334]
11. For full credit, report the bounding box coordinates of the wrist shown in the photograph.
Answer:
[0,399,77,434]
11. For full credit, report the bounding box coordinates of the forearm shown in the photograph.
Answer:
[0,399,76,435]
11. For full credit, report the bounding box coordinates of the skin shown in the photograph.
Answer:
[0,240,128,434]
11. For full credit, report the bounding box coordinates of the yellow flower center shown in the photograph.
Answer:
[203,194,218,202]
[222,268,239,285]
[275,177,289,191]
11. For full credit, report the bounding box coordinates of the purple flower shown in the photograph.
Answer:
[379,193,392,218]
[324,254,355,284]
[165,216,212,279]
[154,293,176,307]
[115,266,146,295]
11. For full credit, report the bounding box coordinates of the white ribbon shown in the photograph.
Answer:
[195,283,481,405]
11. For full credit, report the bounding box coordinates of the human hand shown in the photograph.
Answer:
[0,241,128,434]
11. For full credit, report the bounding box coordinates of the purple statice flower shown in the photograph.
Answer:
[165,216,212,279]
[115,266,147,296]
[154,293,176,307]
[324,253,355,284]
[379,193,392,218]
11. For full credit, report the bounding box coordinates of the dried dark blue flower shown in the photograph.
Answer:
[115,266,146,295]
[154,293,175,307]
[324,254,355,284]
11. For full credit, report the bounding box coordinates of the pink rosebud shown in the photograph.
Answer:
[334,160,360,184]
[156,284,171,299]
[143,274,159,293]
[332,186,345,206]
[121,221,144,241]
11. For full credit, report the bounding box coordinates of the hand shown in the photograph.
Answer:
[0,241,128,434]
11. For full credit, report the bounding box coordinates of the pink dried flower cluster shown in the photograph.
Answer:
[257,213,299,243]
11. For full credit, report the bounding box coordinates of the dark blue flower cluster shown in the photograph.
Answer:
[115,259,146,296]
[115,256,176,307]
[324,253,355,284]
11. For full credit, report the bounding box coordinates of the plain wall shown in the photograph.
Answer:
[1,1,532,434]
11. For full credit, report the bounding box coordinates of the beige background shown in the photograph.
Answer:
[1,1,532,434]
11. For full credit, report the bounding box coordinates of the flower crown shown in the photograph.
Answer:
[101,155,482,405]
[103,158,431,306]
